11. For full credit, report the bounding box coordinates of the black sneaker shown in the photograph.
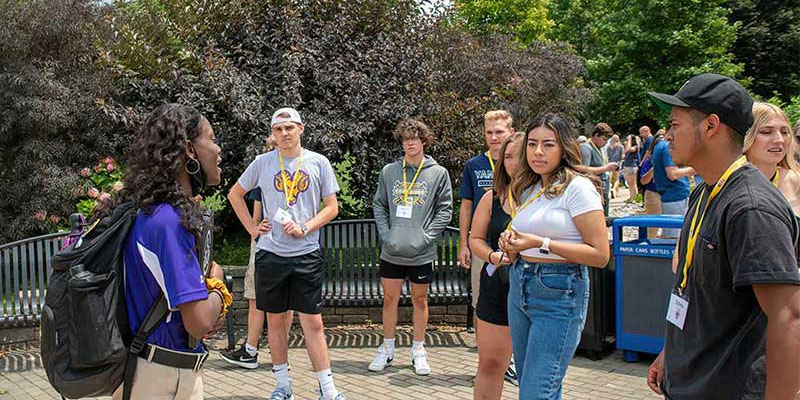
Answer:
[504,359,518,386]
[220,344,258,369]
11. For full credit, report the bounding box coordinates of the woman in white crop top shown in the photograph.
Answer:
[498,113,610,399]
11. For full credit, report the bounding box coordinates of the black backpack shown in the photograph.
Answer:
[41,202,169,400]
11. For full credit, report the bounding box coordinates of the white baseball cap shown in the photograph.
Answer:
[271,107,303,127]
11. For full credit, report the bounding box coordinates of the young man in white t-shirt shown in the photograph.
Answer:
[229,108,346,400]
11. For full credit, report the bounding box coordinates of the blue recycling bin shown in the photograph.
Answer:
[612,215,684,362]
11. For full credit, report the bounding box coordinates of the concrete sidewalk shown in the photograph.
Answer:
[0,326,660,400]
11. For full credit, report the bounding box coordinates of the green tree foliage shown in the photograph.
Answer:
[452,0,743,131]
[567,0,742,127]
[453,0,553,44]
[726,0,800,101]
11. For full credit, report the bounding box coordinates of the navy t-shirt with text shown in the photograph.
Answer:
[460,153,495,215]
[123,204,208,353]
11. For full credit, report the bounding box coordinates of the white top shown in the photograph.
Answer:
[510,175,603,260]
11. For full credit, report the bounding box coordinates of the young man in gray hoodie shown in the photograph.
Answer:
[369,118,453,376]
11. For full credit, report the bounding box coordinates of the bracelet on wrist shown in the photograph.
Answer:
[209,290,227,318]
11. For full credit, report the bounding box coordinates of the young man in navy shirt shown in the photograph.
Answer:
[459,111,514,305]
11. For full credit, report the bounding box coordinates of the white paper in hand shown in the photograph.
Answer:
[486,264,497,276]
[274,208,294,225]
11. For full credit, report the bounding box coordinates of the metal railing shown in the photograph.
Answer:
[0,232,69,327]
[319,220,468,307]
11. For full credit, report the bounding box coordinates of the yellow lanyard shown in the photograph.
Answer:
[507,186,516,214]
[772,169,780,187]
[507,186,546,230]
[402,158,425,204]
[679,156,748,291]
[278,150,304,208]
[590,141,607,164]
[486,151,496,171]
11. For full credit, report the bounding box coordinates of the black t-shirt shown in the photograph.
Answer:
[663,164,800,400]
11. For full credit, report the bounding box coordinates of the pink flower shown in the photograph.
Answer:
[80,168,91,178]
[48,215,60,224]
[106,163,114,172]
[99,192,111,202]
[33,210,47,221]
[87,188,100,198]
[103,156,114,164]
[112,181,124,192]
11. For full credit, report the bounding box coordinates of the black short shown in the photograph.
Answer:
[254,249,323,314]
[379,259,434,284]
[476,262,510,326]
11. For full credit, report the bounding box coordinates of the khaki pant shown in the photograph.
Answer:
[244,240,257,300]
[644,190,662,238]
[112,357,203,400]
[471,256,484,308]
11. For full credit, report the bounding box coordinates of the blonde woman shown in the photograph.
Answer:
[469,133,523,399]
[744,102,800,214]
[499,113,609,398]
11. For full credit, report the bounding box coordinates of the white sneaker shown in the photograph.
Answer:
[411,347,430,375]
[368,344,393,371]
[270,386,294,400]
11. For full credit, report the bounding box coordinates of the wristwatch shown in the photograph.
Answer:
[300,222,309,237]
[539,237,551,255]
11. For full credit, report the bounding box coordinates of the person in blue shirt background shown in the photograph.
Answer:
[115,104,230,400]
[651,137,695,238]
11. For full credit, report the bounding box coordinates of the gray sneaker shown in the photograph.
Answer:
[270,386,294,400]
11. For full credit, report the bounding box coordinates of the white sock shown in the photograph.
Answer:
[383,338,395,354]
[412,340,424,353]
[245,343,258,356]
[272,363,291,389]
[316,368,338,399]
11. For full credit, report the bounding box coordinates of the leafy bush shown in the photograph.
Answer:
[0,0,127,242]
[0,0,589,242]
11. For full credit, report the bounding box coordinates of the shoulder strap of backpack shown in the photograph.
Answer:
[122,294,169,400]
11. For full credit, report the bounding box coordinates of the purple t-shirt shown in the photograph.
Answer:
[123,204,208,353]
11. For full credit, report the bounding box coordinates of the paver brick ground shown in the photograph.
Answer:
[0,326,661,399]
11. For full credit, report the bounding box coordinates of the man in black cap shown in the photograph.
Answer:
[645,73,800,399]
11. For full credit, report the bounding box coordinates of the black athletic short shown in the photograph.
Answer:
[254,249,323,314]
[476,262,510,326]
[379,259,434,284]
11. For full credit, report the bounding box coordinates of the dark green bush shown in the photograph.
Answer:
[0,0,589,242]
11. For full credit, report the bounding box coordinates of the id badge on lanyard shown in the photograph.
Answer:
[395,204,413,219]
[666,290,689,330]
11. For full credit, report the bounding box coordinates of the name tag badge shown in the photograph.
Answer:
[666,292,689,330]
[395,204,413,219]
[274,208,294,225]
[485,263,497,277]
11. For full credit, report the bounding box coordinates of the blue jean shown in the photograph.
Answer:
[508,260,590,400]
[660,198,689,238]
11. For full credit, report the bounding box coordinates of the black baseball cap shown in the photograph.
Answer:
[647,73,754,135]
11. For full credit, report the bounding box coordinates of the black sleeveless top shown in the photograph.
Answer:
[487,196,512,252]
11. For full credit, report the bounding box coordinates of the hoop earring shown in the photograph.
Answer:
[185,158,201,175]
